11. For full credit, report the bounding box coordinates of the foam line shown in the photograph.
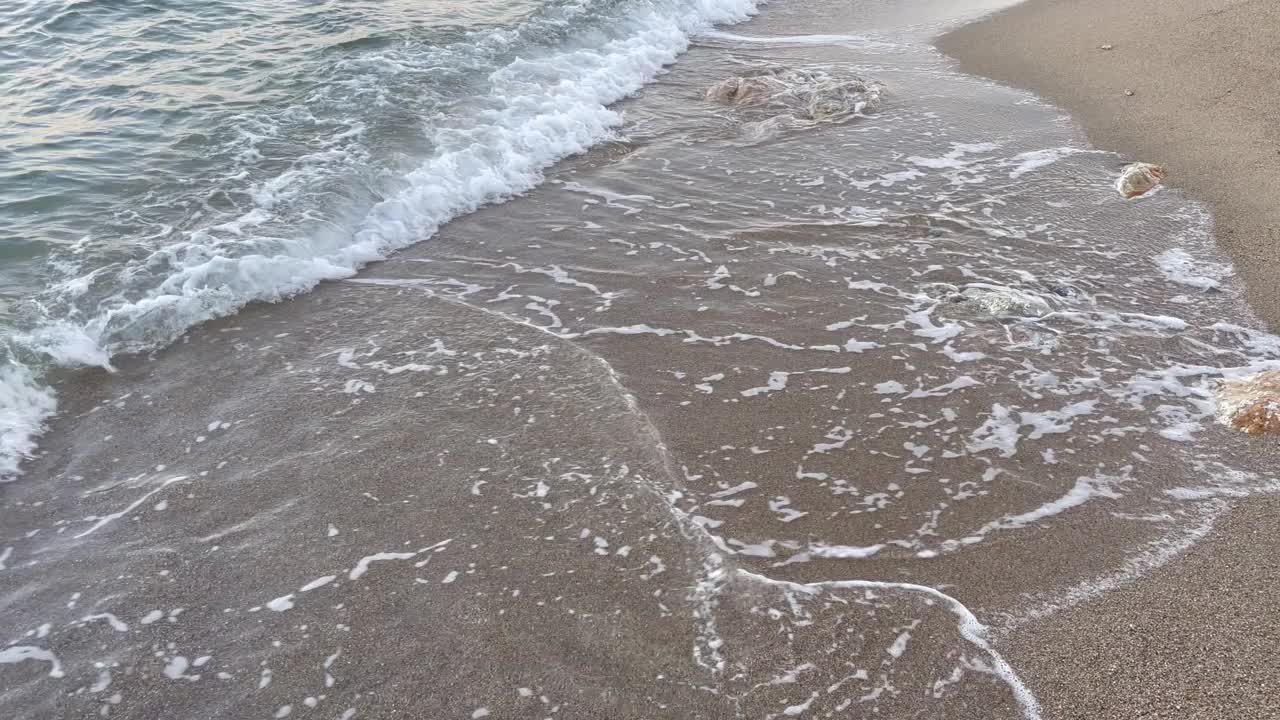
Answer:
[73,476,188,539]
[699,29,896,48]
[737,569,1043,720]
[0,645,64,678]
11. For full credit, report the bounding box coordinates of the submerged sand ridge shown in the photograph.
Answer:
[5,0,1280,718]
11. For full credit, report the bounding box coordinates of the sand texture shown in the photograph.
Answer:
[939,0,1280,329]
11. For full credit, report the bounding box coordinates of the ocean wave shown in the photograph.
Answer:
[0,0,762,479]
[0,365,57,481]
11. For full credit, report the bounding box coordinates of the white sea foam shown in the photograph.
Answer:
[72,475,188,539]
[244,0,753,316]
[6,4,1279,715]
[1005,147,1091,179]
[0,645,64,679]
[1,0,764,480]
[989,473,1122,532]
[1154,248,1231,291]
[809,543,886,560]
[739,570,1042,720]
[698,30,899,50]
[0,365,57,481]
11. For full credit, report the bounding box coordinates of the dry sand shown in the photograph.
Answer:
[941,2,1280,718]
[939,0,1280,330]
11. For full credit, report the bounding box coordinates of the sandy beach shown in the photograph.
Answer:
[6,1,1280,718]
[941,2,1280,717]
[939,0,1280,329]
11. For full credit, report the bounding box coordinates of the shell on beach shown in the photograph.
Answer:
[1115,162,1165,199]
[1216,369,1280,436]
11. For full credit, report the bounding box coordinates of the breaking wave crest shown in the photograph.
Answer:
[0,0,763,480]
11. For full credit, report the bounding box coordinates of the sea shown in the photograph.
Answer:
[3,0,1280,718]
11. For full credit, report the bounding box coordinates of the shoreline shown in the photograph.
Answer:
[939,2,1280,717]
[6,1,1280,716]
[937,0,1280,331]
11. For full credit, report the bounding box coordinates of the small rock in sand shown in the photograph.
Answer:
[1100,44,1114,51]
[1115,162,1164,198]
[1217,370,1280,436]
[1123,88,1135,96]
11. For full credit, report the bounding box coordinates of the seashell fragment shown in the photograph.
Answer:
[1115,162,1164,198]
[1216,369,1280,436]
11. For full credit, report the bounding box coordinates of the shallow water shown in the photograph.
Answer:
[0,0,762,476]
[5,0,1280,718]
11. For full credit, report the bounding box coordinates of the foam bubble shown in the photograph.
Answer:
[0,365,57,481]
[1155,248,1231,291]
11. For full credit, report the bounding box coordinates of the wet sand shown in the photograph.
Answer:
[938,0,1280,330]
[7,2,1280,718]
[1001,498,1280,719]
[941,2,1280,717]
